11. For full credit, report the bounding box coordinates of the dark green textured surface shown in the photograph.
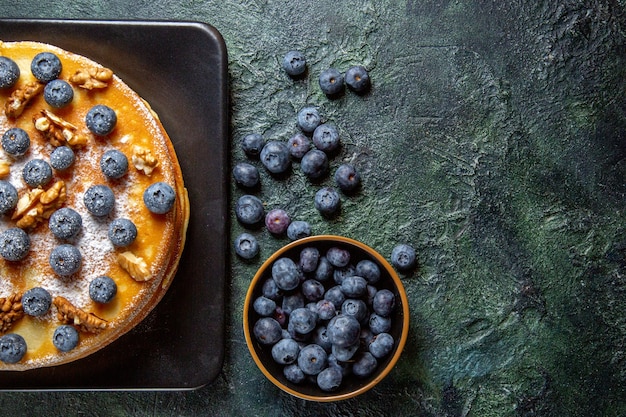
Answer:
[1,1,626,415]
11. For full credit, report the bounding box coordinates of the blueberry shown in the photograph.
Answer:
[100,149,128,179]
[0,180,18,215]
[108,218,137,247]
[328,353,353,377]
[52,325,79,352]
[369,332,394,359]
[352,352,378,378]
[368,313,392,335]
[326,246,351,268]
[21,287,52,316]
[283,363,306,384]
[289,307,317,335]
[2,127,30,156]
[317,366,343,391]
[334,164,361,192]
[373,289,396,317]
[341,298,369,323]
[301,279,325,302]
[299,247,320,273]
[31,52,62,82]
[241,133,265,158]
[287,220,311,241]
[287,133,310,159]
[48,207,82,240]
[272,338,301,364]
[89,275,117,303]
[49,244,82,276]
[323,285,346,309]
[265,208,291,235]
[331,341,360,362]
[282,50,307,76]
[143,182,175,214]
[234,232,259,259]
[345,65,370,92]
[84,184,115,217]
[0,57,20,89]
[316,299,337,321]
[314,256,334,282]
[233,162,260,188]
[327,314,361,348]
[272,257,301,291]
[235,195,264,226]
[273,306,288,326]
[253,317,283,345]
[391,243,417,271]
[0,333,27,364]
[0,227,30,261]
[262,278,283,301]
[314,187,340,216]
[253,296,276,316]
[301,149,329,180]
[86,104,117,136]
[319,68,344,96]
[50,146,75,170]
[260,140,291,174]
[356,259,381,284]
[312,124,340,153]
[282,292,305,316]
[22,158,52,187]
[297,344,328,375]
[312,325,333,351]
[297,106,321,133]
[43,79,74,108]
[340,276,368,298]
[333,264,356,285]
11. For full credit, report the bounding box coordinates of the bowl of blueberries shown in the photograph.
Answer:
[243,235,409,402]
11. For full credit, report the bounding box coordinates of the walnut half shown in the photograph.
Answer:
[117,251,151,281]
[33,110,88,148]
[12,180,67,229]
[4,81,44,119]
[0,293,24,334]
[70,66,113,90]
[53,296,108,333]
[132,146,159,176]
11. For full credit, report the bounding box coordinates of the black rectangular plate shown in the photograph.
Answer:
[0,19,228,390]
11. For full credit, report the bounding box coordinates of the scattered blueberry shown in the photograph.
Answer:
[287,220,311,241]
[356,259,380,284]
[327,314,361,348]
[143,182,176,214]
[0,227,30,261]
[86,104,117,136]
[334,164,361,193]
[253,296,276,316]
[272,338,301,365]
[391,243,417,271]
[352,351,378,378]
[326,246,351,267]
[340,276,368,298]
[301,279,325,302]
[0,180,18,215]
[52,325,79,352]
[260,140,291,174]
[49,208,82,240]
[234,232,260,259]
[50,146,75,170]
[287,133,311,159]
[84,184,115,217]
[31,52,62,82]
[317,366,343,392]
[100,149,128,179]
[312,124,340,153]
[282,50,307,77]
[345,65,370,93]
[297,344,328,375]
[233,162,260,188]
[253,317,283,345]
[21,287,52,316]
[1,127,30,157]
[89,276,117,303]
[108,218,137,247]
[314,187,340,216]
[265,208,291,235]
[0,57,20,89]
[299,246,320,273]
[369,332,394,359]
[373,289,396,317]
[272,257,301,291]
[43,79,74,108]
[49,244,82,276]
[22,158,53,187]
[235,194,264,226]
[319,68,344,96]
[301,149,329,180]
[0,333,27,364]
[284,363,306,384]
[241,133,265,158]
[297,106,321,133]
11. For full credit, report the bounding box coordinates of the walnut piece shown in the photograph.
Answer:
[118,251,151,281]
[0,159,11,179]
[0,293,24,334]
[53,296,108,333]
[12,180,67,229]
[70,66,113,90]
[33,109,88,148]
[4,81,44,119]
[132,146,159,176]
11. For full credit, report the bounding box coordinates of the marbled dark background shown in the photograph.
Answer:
[1,1,625,416]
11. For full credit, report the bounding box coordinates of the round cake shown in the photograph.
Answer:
[0,40,189,370]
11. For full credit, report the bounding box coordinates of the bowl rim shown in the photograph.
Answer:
[243,234,410,402]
